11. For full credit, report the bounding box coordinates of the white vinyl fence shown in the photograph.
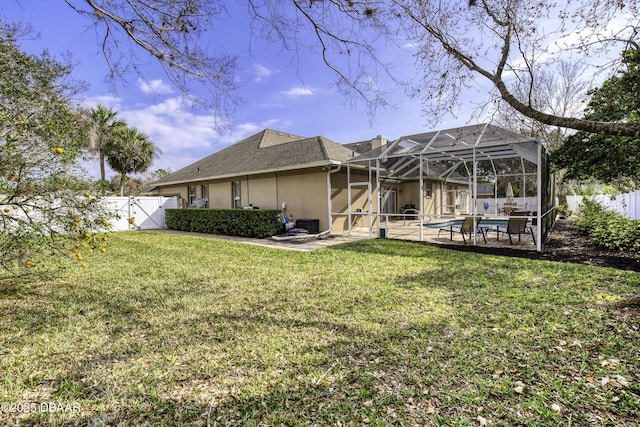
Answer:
[105,196,178,231]
[566,190,640,220]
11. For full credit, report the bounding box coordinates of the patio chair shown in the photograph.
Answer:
[402,208,419,225]
[437,216,486,245]
[493,212,536,245]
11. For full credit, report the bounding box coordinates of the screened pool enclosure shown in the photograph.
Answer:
[344,123,556,251]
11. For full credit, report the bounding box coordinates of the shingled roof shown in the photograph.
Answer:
[153,129,359,187]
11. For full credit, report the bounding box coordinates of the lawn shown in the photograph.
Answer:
[1,232,638,426]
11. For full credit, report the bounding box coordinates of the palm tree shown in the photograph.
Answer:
[105,126,157,196]
[87,105,126,182]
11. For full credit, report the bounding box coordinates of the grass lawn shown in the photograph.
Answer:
[1,232,639,426]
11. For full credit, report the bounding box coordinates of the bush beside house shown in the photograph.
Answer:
[165,208,283,238]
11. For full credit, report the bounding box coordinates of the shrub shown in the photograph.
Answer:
[1,33,112,272]
[556,204,573,218]
[165,208,283,238]
[575,199,640,252]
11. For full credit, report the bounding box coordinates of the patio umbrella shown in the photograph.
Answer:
[505,182,515,205]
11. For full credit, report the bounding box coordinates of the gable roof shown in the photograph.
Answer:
[153,129,358,187]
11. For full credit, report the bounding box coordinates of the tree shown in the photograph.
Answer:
[0,24,111,272]
[105,126,157,196]
[550,49,640,190]
[87,104,126,182]
[109,174,144,196]
[149,169,171,181]
[492,60,590,205]
[62,0,640,137]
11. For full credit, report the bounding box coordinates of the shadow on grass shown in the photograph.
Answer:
[32,314,456,426]
[0,276,28,299]
[0,271,64,299]
[28,303,625,426]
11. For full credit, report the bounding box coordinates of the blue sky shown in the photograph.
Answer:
[4,1,481,179]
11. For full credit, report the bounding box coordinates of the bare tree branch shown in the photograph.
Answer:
[50,0,640,136]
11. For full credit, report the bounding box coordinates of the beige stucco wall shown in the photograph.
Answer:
[275,169,329,230]
[209,179,233,208]
[397,179,440,218]
[157,168,332,232]
[330,169,379,233]
[156,183,188,207]
[245,174,277,209]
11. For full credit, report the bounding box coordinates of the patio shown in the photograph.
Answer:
[348,216,539,250]
[342,123,556,252]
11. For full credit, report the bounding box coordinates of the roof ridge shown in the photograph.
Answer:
[317,136,330,160]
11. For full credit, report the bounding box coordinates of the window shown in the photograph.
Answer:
[424,182,433,198]
[231,181,241,208]
[187,185,196,206]
[200,184,209,207]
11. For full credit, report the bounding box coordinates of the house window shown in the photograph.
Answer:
[424,182,433,198]
[187,185,196,206]
[231,181,241,208]
[200,184,209,207]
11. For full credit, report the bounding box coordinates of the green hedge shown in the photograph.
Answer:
[575,199,640,252]
[165,208,283,238]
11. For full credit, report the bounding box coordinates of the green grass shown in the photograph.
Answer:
[1,232,639,426]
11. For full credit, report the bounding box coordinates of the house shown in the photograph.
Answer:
[151,129,385,233]
[151,124,552,246]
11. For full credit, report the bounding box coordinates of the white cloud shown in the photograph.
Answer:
[217,119,283,145]
[254,64,276,82]
[78,94,122,110]
[120,98,219,155]
[137,78,173,95]
[281,86,315,97]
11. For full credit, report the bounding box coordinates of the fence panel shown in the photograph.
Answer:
[104,196,178,231]
[566,191,640,219]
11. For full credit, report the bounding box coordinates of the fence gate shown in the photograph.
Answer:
[105,196,178,231]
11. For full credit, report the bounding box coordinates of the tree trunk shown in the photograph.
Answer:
[119,174,127,196]
[99,150,106,182]
[555,171,568,208]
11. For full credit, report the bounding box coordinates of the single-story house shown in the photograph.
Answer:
[150,129,364,233]
[150,124,553,246]
[150,128,447,233]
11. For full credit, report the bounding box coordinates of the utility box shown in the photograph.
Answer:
[296,218,320,234]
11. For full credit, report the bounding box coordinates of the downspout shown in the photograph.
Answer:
[327,162,342,234]
[246,175,250,206]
